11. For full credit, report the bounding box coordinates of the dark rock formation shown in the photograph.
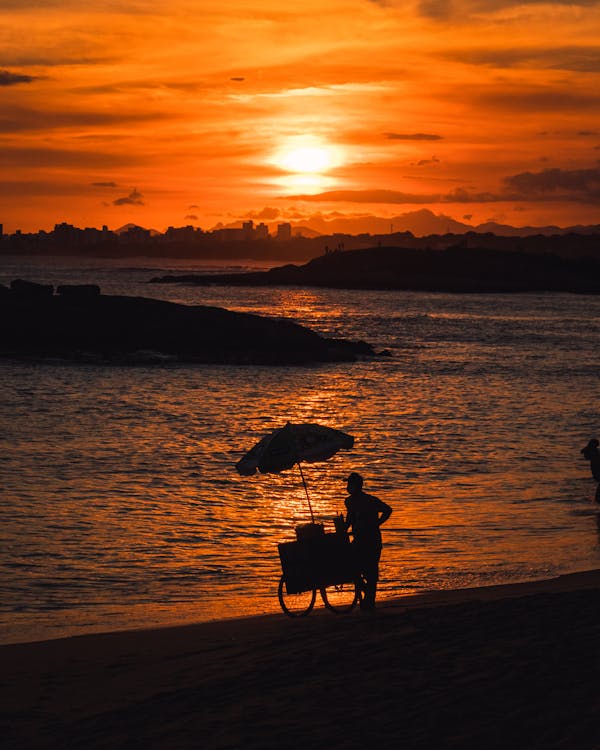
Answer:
[0,282,374,365]
[150,245,600,294]
[57,284,101,298]
[10,279,54,297]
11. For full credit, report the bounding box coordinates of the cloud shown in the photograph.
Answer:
[230,77,245,82]
[503,168,600,200]
[444,187,500,202]
[113,189,144,206]
[0,105,172,134]
[91,181,118,187]
[0,179,85,196]
[286,172,600,205]
[0,147,138,168]
[287,189,437,203]
[0,70,37,86]
[384,132,443,141]
[416,0,599,20]
[184,214,198,220]
[286,188,492,205]
[476,88,600,113]
[243,206,281,220]
[414,156,440,166]
[441,46,600,74]
[188,204,199,209]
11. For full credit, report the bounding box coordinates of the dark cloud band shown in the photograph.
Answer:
[0,70,37,86]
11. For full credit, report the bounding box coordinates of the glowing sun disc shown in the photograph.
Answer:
[280,146,332,174]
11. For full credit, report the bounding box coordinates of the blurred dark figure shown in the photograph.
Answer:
[581,439,600,503]
[344,472,392,611]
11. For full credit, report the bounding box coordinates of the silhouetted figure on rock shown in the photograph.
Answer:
[344,472,392,611]
[581,439,600,503]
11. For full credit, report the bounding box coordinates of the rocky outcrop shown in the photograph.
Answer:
[150,245,600,294]
[10,279,54,297]
[57,284,101,298]
[0,281,374,365]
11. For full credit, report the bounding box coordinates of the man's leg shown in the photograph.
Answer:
[361,546,382,610]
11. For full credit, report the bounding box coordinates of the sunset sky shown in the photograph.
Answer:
[1,0,600,234]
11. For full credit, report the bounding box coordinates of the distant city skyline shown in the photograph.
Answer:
[1,2,599,233]
[3,208,600,243]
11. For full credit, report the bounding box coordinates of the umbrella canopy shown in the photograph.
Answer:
[236,422,354,476]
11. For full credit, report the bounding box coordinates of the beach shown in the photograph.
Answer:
[3,571,600,750]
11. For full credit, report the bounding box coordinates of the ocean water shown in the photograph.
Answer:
[1,254,600,644]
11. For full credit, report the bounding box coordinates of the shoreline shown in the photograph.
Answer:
[3,569,600,748]
[3,567,599,649]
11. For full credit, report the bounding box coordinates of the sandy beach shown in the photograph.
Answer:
[2,571,600,750]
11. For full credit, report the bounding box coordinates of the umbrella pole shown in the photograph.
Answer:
[297,462,315,523]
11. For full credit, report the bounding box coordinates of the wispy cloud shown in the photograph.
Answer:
[286,189,439,204]
[384,132,443,140]
[475,87,600,113]
[287,169,600,204]
[441,46,600,73]
[0,147,138,168]
[0,70,37,86]
[0,105,172,134]
[229,81,388,103]
[416,0,599,20]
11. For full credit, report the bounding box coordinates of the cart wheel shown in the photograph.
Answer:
[320,580,360,613]
[278,575,317,617]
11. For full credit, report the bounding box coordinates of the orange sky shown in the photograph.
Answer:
[1,0,600,234]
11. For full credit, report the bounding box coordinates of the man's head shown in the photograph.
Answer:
[347,472,364,494]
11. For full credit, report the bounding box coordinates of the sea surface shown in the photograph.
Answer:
[1,254,600,644]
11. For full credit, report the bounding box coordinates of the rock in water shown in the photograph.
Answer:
[0,282,374,365]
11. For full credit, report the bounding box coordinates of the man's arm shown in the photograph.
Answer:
[378,501,392,526]
[345,510,355,532]
[344,497,353,532]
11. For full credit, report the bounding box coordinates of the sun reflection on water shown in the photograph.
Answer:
[2,279,600,642]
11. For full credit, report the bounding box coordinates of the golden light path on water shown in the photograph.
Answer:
[1,258,600,643]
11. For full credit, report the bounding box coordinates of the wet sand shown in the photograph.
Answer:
[2,570,600,749]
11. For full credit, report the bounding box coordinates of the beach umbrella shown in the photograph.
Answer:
[235,422,355,522]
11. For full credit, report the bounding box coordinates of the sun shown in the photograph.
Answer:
[280,146,332,174]
[272,136,342,175]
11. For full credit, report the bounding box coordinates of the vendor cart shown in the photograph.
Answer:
[277,517,361,617]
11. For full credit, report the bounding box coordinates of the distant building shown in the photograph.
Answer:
[242,220,254,240]
[53,222,81,245]
[120,225,151,243]
[213,227,245,242]
[165,225,196,242]
[276,222,292,241]
[255,222,269,239]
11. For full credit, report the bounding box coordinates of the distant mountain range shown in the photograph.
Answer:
[215,209,600,238]
[293,209,600,238]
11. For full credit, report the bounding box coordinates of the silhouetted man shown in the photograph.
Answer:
[582,439,600,503]
[344,472,392,611]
